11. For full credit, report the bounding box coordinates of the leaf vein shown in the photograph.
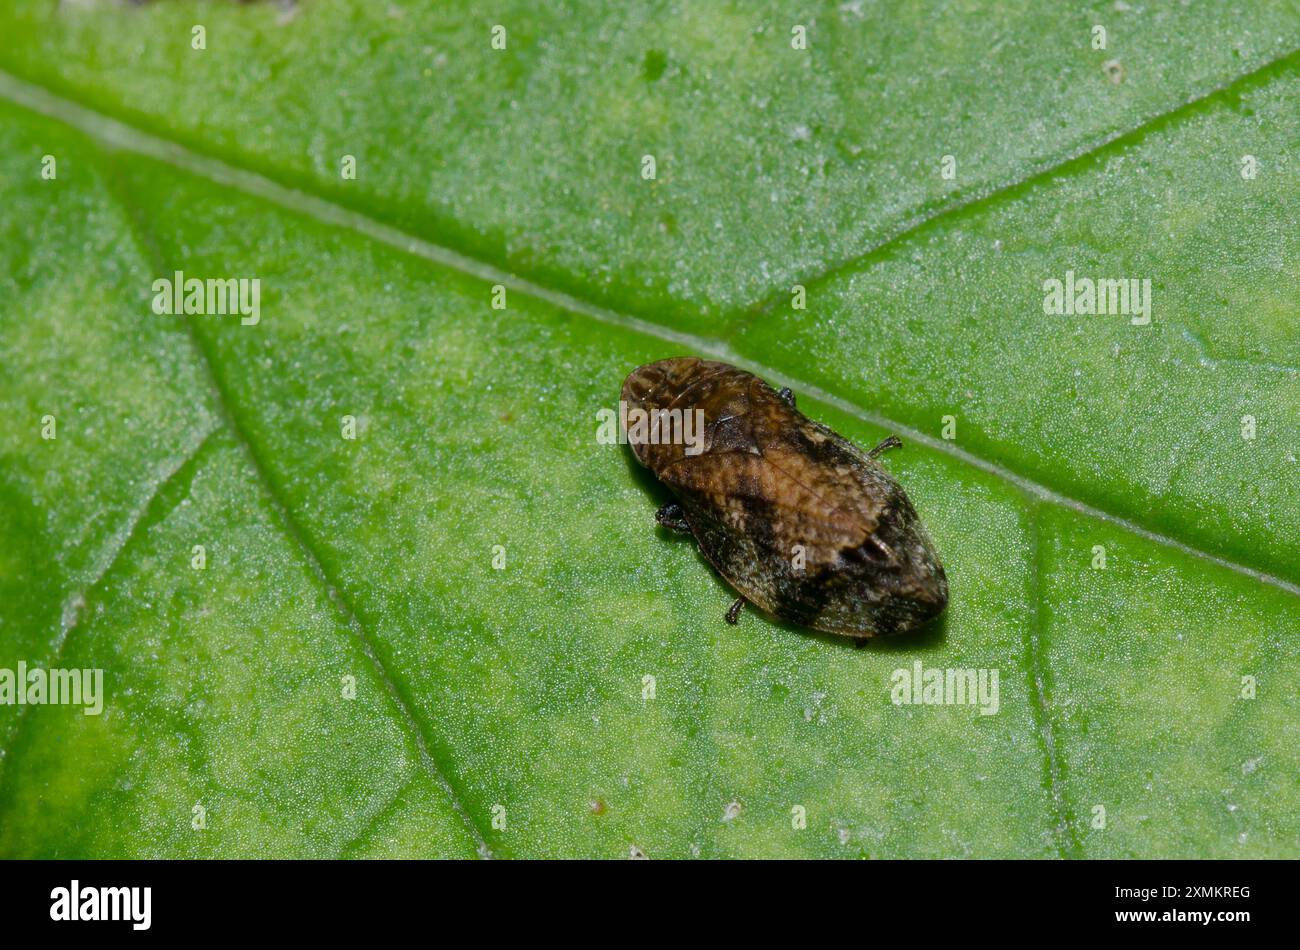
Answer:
[102,164,494,858]
[337,776,413,859]
[0,67,1289,598]
[745,47,1300,317]
[0,426,215,794]
[1024,500,1081,859]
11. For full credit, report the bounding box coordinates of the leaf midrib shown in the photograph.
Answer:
[0,67,1290,598]
[0,63,1295,858]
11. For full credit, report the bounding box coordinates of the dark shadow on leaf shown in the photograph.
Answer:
[742,602,947,653]
[621,442,671,508]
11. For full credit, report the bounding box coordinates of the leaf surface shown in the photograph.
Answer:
[0,2,1295,858]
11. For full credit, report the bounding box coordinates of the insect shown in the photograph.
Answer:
[622,357,947,641]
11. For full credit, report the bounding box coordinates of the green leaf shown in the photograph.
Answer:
[0,3,1295,858]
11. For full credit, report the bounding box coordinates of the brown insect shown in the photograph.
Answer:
[622,357,947,641]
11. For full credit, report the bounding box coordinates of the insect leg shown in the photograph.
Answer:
[777,386,796,408]
[655,501,691,534]
[867,435,903,459]
[725,597,746,625]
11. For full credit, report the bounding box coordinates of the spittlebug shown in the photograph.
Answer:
[622,357,947,641]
